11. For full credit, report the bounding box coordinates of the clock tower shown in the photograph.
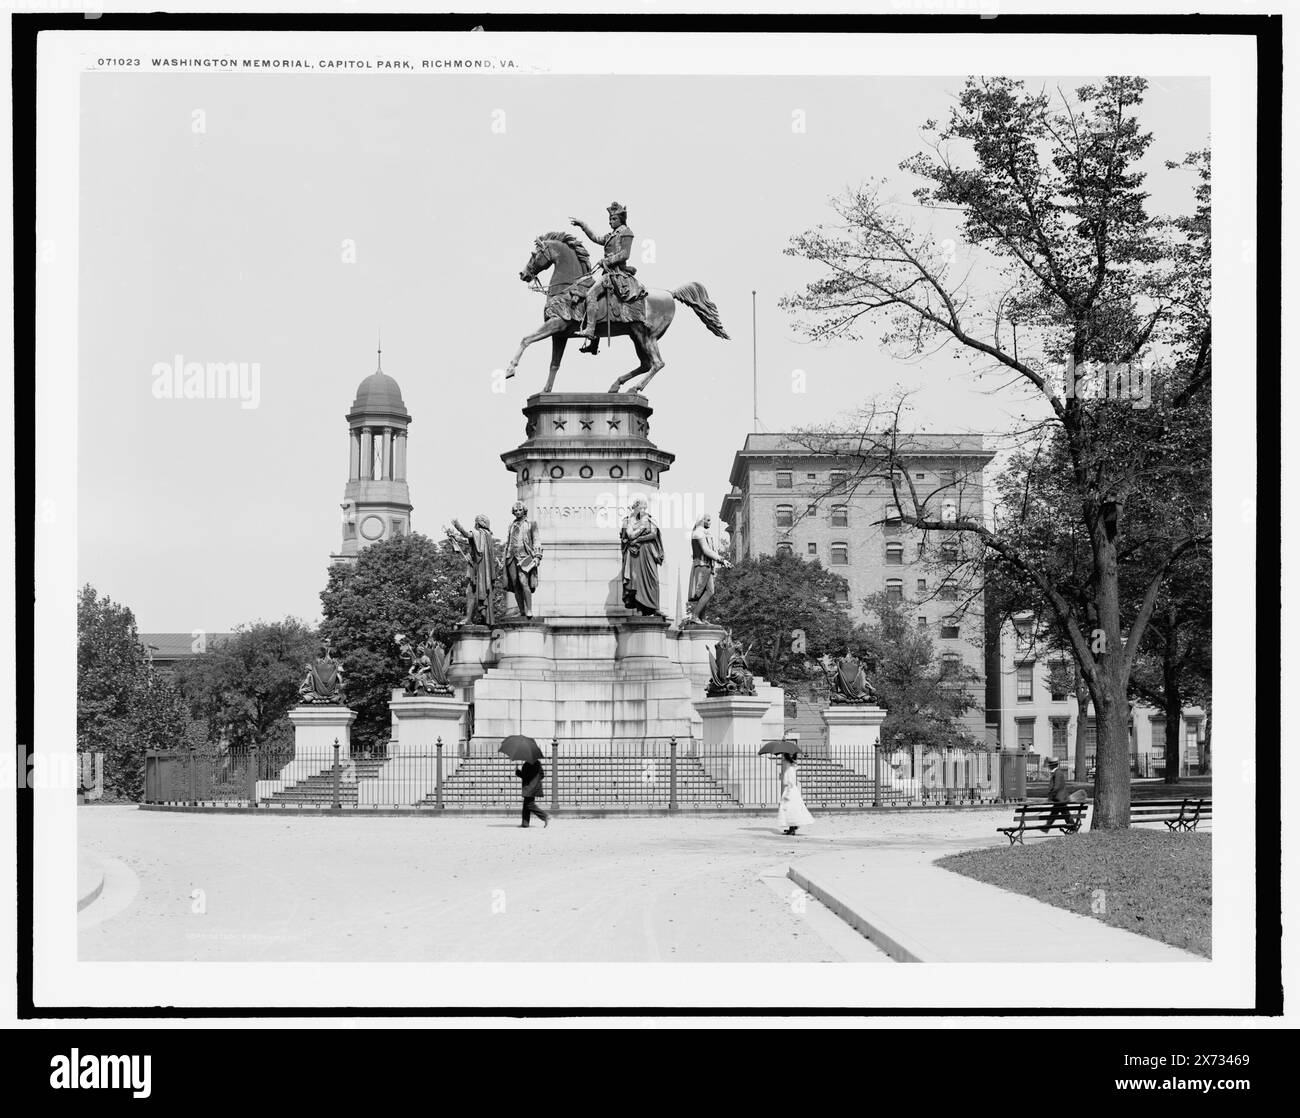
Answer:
[331,349,413,566]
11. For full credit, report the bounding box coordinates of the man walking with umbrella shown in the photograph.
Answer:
[501,735,550,828]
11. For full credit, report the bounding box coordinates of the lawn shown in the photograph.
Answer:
[936,829,1211,958]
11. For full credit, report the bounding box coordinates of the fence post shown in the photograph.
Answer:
[248,744,258,810]
[669,737,678,812]
[188,746,196,807]
[435,736,444,810]
[551,737,559,813]
[332,737,341,811]
[872,744,883,808]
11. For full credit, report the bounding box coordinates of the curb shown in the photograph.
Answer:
[787,864,922,962]
[77,850,106,912]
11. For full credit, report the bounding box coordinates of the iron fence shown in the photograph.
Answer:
[142,740,1012,811]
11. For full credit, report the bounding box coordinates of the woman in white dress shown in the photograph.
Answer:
[777,753,814,836]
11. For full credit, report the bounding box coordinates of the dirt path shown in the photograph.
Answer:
[77,807,1001,962]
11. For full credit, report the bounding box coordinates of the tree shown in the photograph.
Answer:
[175,619,319,754]
[318,532,470,751]
[856,592,980,749]
[783,77,1210,827]
[77,584,198,799]
[707,552,857,686]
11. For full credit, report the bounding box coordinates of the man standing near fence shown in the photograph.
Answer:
[1043,757,1079,833]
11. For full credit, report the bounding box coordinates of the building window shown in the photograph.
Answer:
[1050,718,1069,759]
[939,469,956,485]
[940,499,958,524]
[830,505,849,527]
[806,504,818,518]
[940,542,958,562]
[1016,663,1034,702]
[915,473,926,481]
[831,542,848,565]
[807,542,817,556]
[885,578,903,602]
[1185,718,1201,753]
[939,582,958,601]
[829,470,848,490]
[1016,719,1035,751]
[917,578,927,594]
[918,616,928,627]
[1048,662,1070,702]
[941,654,962,681]
[806,472,817,480]
[941,616,960,639]
[835,585,850,605]
[776,470,792,489]
[775,542,794,558]
[885,542,904,565]
[775,504,794,528]
[1084,718,1097,751]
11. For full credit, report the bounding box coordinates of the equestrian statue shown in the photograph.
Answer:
[505,201,730,394]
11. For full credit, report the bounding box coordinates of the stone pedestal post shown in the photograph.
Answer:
[256,705,356,800]
[449,625,494,688]
[359,692,471,806]
[820,704,888,778]
[694,694,772,805]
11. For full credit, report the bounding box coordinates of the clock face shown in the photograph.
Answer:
[360,515,386,541]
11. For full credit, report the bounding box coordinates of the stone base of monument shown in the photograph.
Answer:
[448,625,495,689]
[357,692,471,806]
[256,705,356,800]
[821,704,888,777]
[692,694,774,805]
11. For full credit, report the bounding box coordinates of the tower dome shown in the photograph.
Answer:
[347,370,410,422]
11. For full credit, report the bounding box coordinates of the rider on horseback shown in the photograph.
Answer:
[569,202,647,355]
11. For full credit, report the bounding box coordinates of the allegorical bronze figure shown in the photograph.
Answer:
[821,651,880,705]
[505,204,730,394]
[446,516,498,627]
[299,640,346,704]
[395,630,455,696]
[705,631,756,697]
[500,501,543,619]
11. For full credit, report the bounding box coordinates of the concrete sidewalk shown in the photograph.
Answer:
[788,847,1204,963]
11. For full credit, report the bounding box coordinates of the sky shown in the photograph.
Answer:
[76,70,1210,633]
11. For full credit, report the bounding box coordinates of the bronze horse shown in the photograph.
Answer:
[505,231,729,393]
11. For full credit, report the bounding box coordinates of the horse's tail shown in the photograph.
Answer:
[672,283,730,339]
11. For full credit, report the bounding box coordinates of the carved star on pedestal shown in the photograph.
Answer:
[553,418,567,431]
[607,419,621,431]
[580,418,594,431]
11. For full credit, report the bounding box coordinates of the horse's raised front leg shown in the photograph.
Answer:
[545,331,569,393]
[505,318,565,382]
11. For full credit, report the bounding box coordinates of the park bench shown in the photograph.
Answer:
[996,802,1087,845]
[1129,797,1211,832]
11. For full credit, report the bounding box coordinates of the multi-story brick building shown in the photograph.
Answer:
[719,433,996,743]
[989,613,1208,777]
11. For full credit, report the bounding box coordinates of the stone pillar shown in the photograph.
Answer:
[383,426,393,479]
[357,692,471,806]
[821,704,888,778]
[693,694,772,806]
[256,705,356,800]
[349,429,360,479]
[395,430,407,480]
[360,428,373,479]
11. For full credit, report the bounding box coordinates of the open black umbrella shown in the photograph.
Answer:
[757,739,802,756]
[499,735,543,762]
